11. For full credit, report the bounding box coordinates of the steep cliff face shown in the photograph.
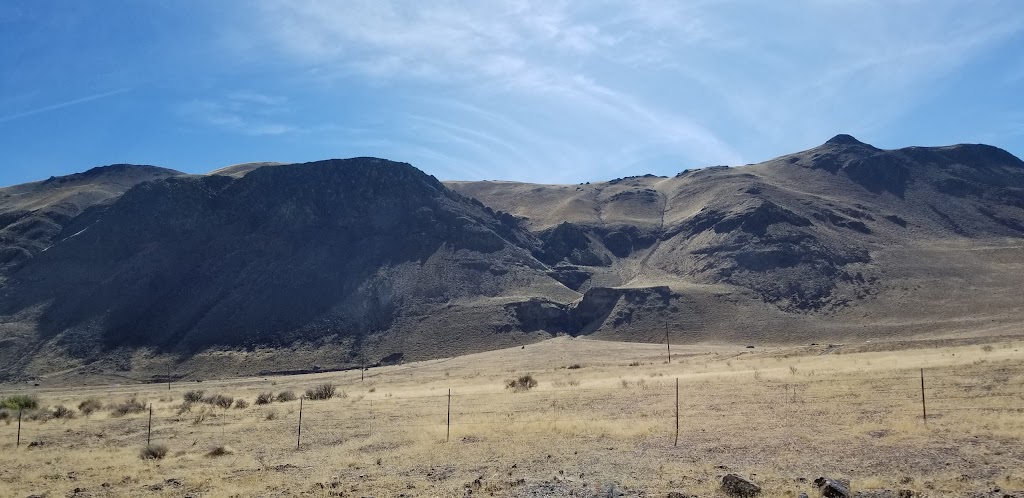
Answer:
[0,159,558,378]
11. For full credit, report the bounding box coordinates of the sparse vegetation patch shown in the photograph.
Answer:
[305,383,337,400]
[139,444,169,460]
[2,394,39,410]
[78,398,103,415]
[505,374,538,392]
[109,397,147,417]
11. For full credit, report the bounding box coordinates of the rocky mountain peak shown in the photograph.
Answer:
[823,134,870,147]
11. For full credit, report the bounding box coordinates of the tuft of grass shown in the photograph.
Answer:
[183,390,204,403]
[505,374,538,392]
[983,345,995,353]
[52,405,76,419]
[203,394,234,409]
[255,392,274,405]
[78,398,103,415]
[139,444,169,460]
[109,397,147,417]
[305,383,336,400]
[206,444,235,457]
[233,399,249,409]
[275,390,297,403]
[2,394,39,410]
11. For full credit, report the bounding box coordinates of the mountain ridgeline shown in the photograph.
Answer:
[1,137,1023,382]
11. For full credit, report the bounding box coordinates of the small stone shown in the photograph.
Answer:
[667,492,697,498]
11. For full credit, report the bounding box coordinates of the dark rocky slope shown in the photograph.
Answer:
[0,136,1022,382]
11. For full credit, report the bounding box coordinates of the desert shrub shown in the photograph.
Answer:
[628,361,641,367]
[207,444,235,457]
[264,410,278,421]
[176,402,193,416]
[233,399,249,409]
[255,392,273,405]
[567,364,583,370]
[203,394,234,409]
[982,345,994,353]
[275,390,297,402]
[305,383,336,400]
[505,374,538,393]
[567,379,580,387]
[109,397,147,417]
[78,398,103,415]
[0,409,8,424]
[52,405,76,419]
[139,444,169,460]
[2,394,39,410]
[183,390,204,403]
[25,410,52,422]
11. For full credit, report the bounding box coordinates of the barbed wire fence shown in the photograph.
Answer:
[3,368,1024,455]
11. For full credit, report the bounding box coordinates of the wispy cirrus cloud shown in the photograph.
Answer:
[178,92,296,136]
[0,88,130,124]
[212,0,1024,180]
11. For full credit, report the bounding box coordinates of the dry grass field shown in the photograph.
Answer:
[3,336,1024,497]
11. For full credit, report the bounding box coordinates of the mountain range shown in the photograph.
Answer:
[1,135,1022,382]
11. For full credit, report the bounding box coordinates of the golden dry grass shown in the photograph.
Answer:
[2,337,1023,497]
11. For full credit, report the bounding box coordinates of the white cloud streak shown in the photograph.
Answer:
[0,88,130,123]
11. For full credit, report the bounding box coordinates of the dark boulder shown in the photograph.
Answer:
[815,477,851,498]
[722,474,761,497]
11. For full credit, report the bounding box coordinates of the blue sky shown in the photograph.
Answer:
[1,1,1023,187]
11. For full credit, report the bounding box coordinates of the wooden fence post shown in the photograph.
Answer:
[16,407,22,447]
[920,368,927,424]
[147,404,153,446]
[665,325,672,364]
[296,396,304,450]
[446,389,452,443]
[674,378,679,447]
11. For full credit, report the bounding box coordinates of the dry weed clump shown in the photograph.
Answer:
[183,390,204,403]
[305,383,336,400]
[275,390,297,402]
[255,392,274,405]
[52,405,76,419]
[139,444,169,460]
[203,394,234,409]
[505,374,538,392]
[78,398,103,415]
[206,444,235,457]
[233,399,249,409]
[109,397,147,417]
